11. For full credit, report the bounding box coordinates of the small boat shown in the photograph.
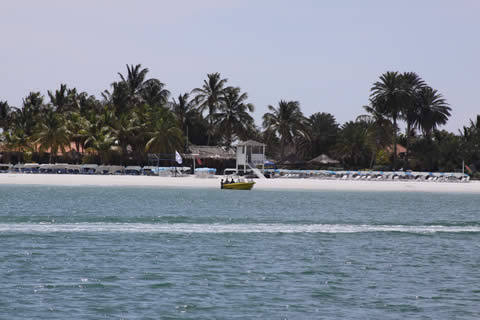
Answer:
[221,176,255,190]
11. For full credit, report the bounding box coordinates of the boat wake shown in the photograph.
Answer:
[0,223,479,234]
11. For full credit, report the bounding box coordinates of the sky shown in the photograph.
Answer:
[1,0,479,132]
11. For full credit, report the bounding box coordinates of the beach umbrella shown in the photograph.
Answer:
[308,154,340,165]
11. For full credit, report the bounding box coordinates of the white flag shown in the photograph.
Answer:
[175,150,183,164]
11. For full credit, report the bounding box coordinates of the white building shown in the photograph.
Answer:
[235,140,266,179]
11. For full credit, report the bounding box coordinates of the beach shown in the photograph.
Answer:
[1,173,478,193]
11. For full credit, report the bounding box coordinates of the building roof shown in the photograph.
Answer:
[385,144,407,155]
[235,140,265,147]
[185,145,236,160]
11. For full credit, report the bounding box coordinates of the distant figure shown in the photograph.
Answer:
[220,179,224,189]
[230,178,235,184]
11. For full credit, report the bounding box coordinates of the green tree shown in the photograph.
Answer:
[301,112,339,159]
[416,86,451,137]
[334,121,371,168]
[0,100,11,131]
[118,64,150,98]
[191,72,228,145]
[370,71,405,169]
[141,79,170,107]
[33,109,71,163]
[213,86,255,146]
[262,100,306,159]
[400,72,425,166]
[145,109,183,155]
[357,106,392,168]
[459,115,480,170]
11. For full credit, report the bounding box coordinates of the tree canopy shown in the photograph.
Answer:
[1,65,476,174]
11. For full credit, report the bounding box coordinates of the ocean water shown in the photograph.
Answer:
[0,185,479,319]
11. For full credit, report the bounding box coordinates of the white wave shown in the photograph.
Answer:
[0,223,479,233]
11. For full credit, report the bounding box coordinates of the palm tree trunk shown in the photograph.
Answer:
[392,117,397,170]
[405,123,410,169]
[369,147,376,169]
[280,140,285,160]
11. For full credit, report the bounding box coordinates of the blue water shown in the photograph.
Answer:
[1,185,479,319]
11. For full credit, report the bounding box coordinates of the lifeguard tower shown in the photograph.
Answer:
[235,140,266,179]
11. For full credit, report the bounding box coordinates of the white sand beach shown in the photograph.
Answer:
[0,173,479,193]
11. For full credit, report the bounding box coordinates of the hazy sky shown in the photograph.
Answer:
[1,0,479,132]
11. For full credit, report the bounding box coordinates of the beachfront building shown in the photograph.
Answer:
[184,145,236,172]
[235,140,266,177]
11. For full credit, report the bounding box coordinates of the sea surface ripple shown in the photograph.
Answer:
[1,185,479,319]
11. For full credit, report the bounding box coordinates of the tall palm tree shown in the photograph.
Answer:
[3,129,30,154]
[66,111,89,154]
[400,72,425,166]
[459,115,480,166]
[370,71,405,169]
[191,72,228,145]
[145,109,183,155]
[48,84,73,112]
[85,132,116,165]
[262,100,306,159]
[0,100,11,131]
[414,86,451,171]
[334,121,371,168]
[302,112,339,159]
[118,64,149,98]
[103,81,131,116]
[416,86,451,137]
[108,113,140,163]
[213,87,255,146]
[171,93,200,146]
[357,106,392,168]
[140,79,170,107]
[34,109,71,163]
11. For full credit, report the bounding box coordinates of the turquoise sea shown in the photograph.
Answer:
[1,185,479,319]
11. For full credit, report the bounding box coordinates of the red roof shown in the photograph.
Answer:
[385,144,407,155]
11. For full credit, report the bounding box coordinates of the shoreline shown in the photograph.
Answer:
[0,173,479,193]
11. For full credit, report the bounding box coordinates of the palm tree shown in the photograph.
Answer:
[262,100,306,159]
[357,106,392,168]
[108,113,140,163]
[400,72,425,166]
[118,64,149,98]
[171,93,201,146]
[191,72,228,145]
[414,86,450,171]
[302,112,339,159]
[334,121,371,168]
[140,79,170,107]
[0,100,11,131]
[48,84,71,112]
[370,71,405,169]
[213,87,255,146]
[34,109,71,163]
[85,132,116,164]
[459,115,480,167]
[417,86,451,137]
[66,111,89,154]
[145,109,183,155]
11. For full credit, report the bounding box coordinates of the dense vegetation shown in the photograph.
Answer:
[0,65,479,173]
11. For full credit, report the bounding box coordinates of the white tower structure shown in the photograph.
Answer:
[235,140,266,179]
